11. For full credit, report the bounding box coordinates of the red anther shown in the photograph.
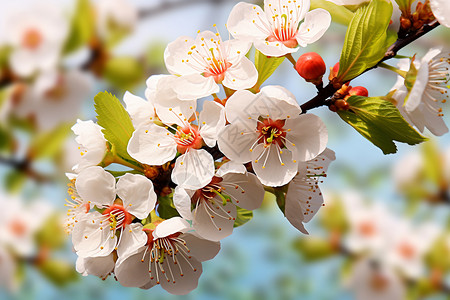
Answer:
[295,52,326,85]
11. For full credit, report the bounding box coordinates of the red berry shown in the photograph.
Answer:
[295,52,326,85]
[349,86,369,97]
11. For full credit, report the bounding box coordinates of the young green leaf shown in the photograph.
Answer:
[27,123,72,160]
[103,57,145,90]
[337,96,427,154]
[63,0,95,54]
[337,0,393,82]
[234,206,253,228]
[254,50,285,90]
[311,0,354,25]
[94,91,136,163]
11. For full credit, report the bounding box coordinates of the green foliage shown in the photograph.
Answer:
[254,50,285,90]
[5,170,26,193]
[63,0,95,54]
[0,124,14,153]
[234,206,253,228]
[425,235,450,272]
[0,46,11,68]
[158,194,181,220]
[421,141,443,188]
[394,0,415,10]
[27,124,72,160]
[292,237,336,261]
[337,0,394,82]
[37,259,79,286]
[94,91,136,164]
[310,0,354,25]
[35,214,66,250]
[319,196,349,234]
[337,96,427,154]
[103,57,144,90]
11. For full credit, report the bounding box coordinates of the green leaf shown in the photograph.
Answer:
[94,91,136,163]
[421,141,443,188]
[292,237,336,261]
[37,260,79,286]
[311,0,354,25]
[394,0,414,10]
[337,96,427,154]
[337,0,393,82]
[254,50,285,90]
[157,194,181,220]
[103,57,144,90]
[5,170,26,193]
[234,206,253,228]
[63,0,95,54]
[27,124,72,160]
[0,46,11,68]
[0,124,14,152]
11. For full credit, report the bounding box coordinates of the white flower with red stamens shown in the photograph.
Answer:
[71,166,156,258]
[0,194,52,257]
[65,174,91,234]
[284,148,335,234]
[76,253,115,280]
[392,48,449,136]
[217,85,328,187]
[71,118,107,173]
[430,0,450,28]
[3,2,68,77]
[227,0,331,57]
[341,193,393,254]
[115,217,220,295]
[164,29,258,99]
[128,98,225,190]
[123,91,156,128]
[173,161,265,241]
[384,220,441,279]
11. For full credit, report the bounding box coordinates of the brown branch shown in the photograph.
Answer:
[299,20,441,114]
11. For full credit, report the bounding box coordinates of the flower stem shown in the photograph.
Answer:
[285,53,297,67]
[378,62,408,77]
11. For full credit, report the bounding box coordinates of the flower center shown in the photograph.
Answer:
[9,220,27,237]
[192,176,224,204]
[358,221,376,237]
[257,118,287,148]
[22,28,42,50]
[267,28,298,48]
[102,204,132,230]
[174,125,203,153]
[397,242,415,260]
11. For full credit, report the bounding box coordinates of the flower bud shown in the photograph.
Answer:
[328,62,340,81]
[295,52,326,85]
[334,99,350,111]
[348,86,369,97]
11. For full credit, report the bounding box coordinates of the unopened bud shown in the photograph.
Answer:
[295,52,326,85]
[400,16,412,30]
[334,99,350,111]
[328,62,340,81]
[348,86,369,97]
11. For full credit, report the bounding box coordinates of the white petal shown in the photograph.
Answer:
[296,9,331,47]
[115,247,153,288]
[221,39,252,64]
[252,143,298,187]
[116,223,148,260]
[173,74,219,100]
[405,62,428,112]
[193,199,236,241]
[145,74,170,100]
[179,232,220,262]
[223,56,258,91]
[72,212,117,257]
[224,89,259,123]
[116,174,156,219]
[257,85,301,118]
[159,253,203,295]
[215,161,247,177]
[254,39,298,57]
[71,119,106,172]
[9,50,39,77]
[75,166,116,207]
[164,36,198,75]
[430,0,450,27]
[285,114,328,161]
[172,149,215,190]
[76,254,115,278]
[199,101,226,147]
[173,186,194,220]
[222,172,264,210]
[153,217,191,239]
[264,0,310,24]
[124,91,155,128]
[227,2,270,41]
[127,123,177,165]
[217,120,259,163]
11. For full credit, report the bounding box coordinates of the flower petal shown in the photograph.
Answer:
[172,74,219,100]
[153,217,191,239]
[217,120,259,163]
[199,101,226,147]
[254,39,298,57]
[251,143,298,187]
[127,123,177,165]
[115,247,153,288]
[430,0,450,28]
[223,56,258,91]
[173,186,194,220]
[222,172,264,210]
[164,35,198,75]
[296,9,331,47]
[172,149,215,190]
[285,114,328,161]
[116,223,148,260]
[116,174,156,219]
[179,232,220,262]
[224,89,259,123]
[124,91,155,128]
[193,199,236,241]
[215,161,247,177]
[76,253,115,279]
[159,253,203,295]
[75,166,116,207]
[227,2,270,41]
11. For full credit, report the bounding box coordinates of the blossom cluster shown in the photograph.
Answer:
[66,0,336,294]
